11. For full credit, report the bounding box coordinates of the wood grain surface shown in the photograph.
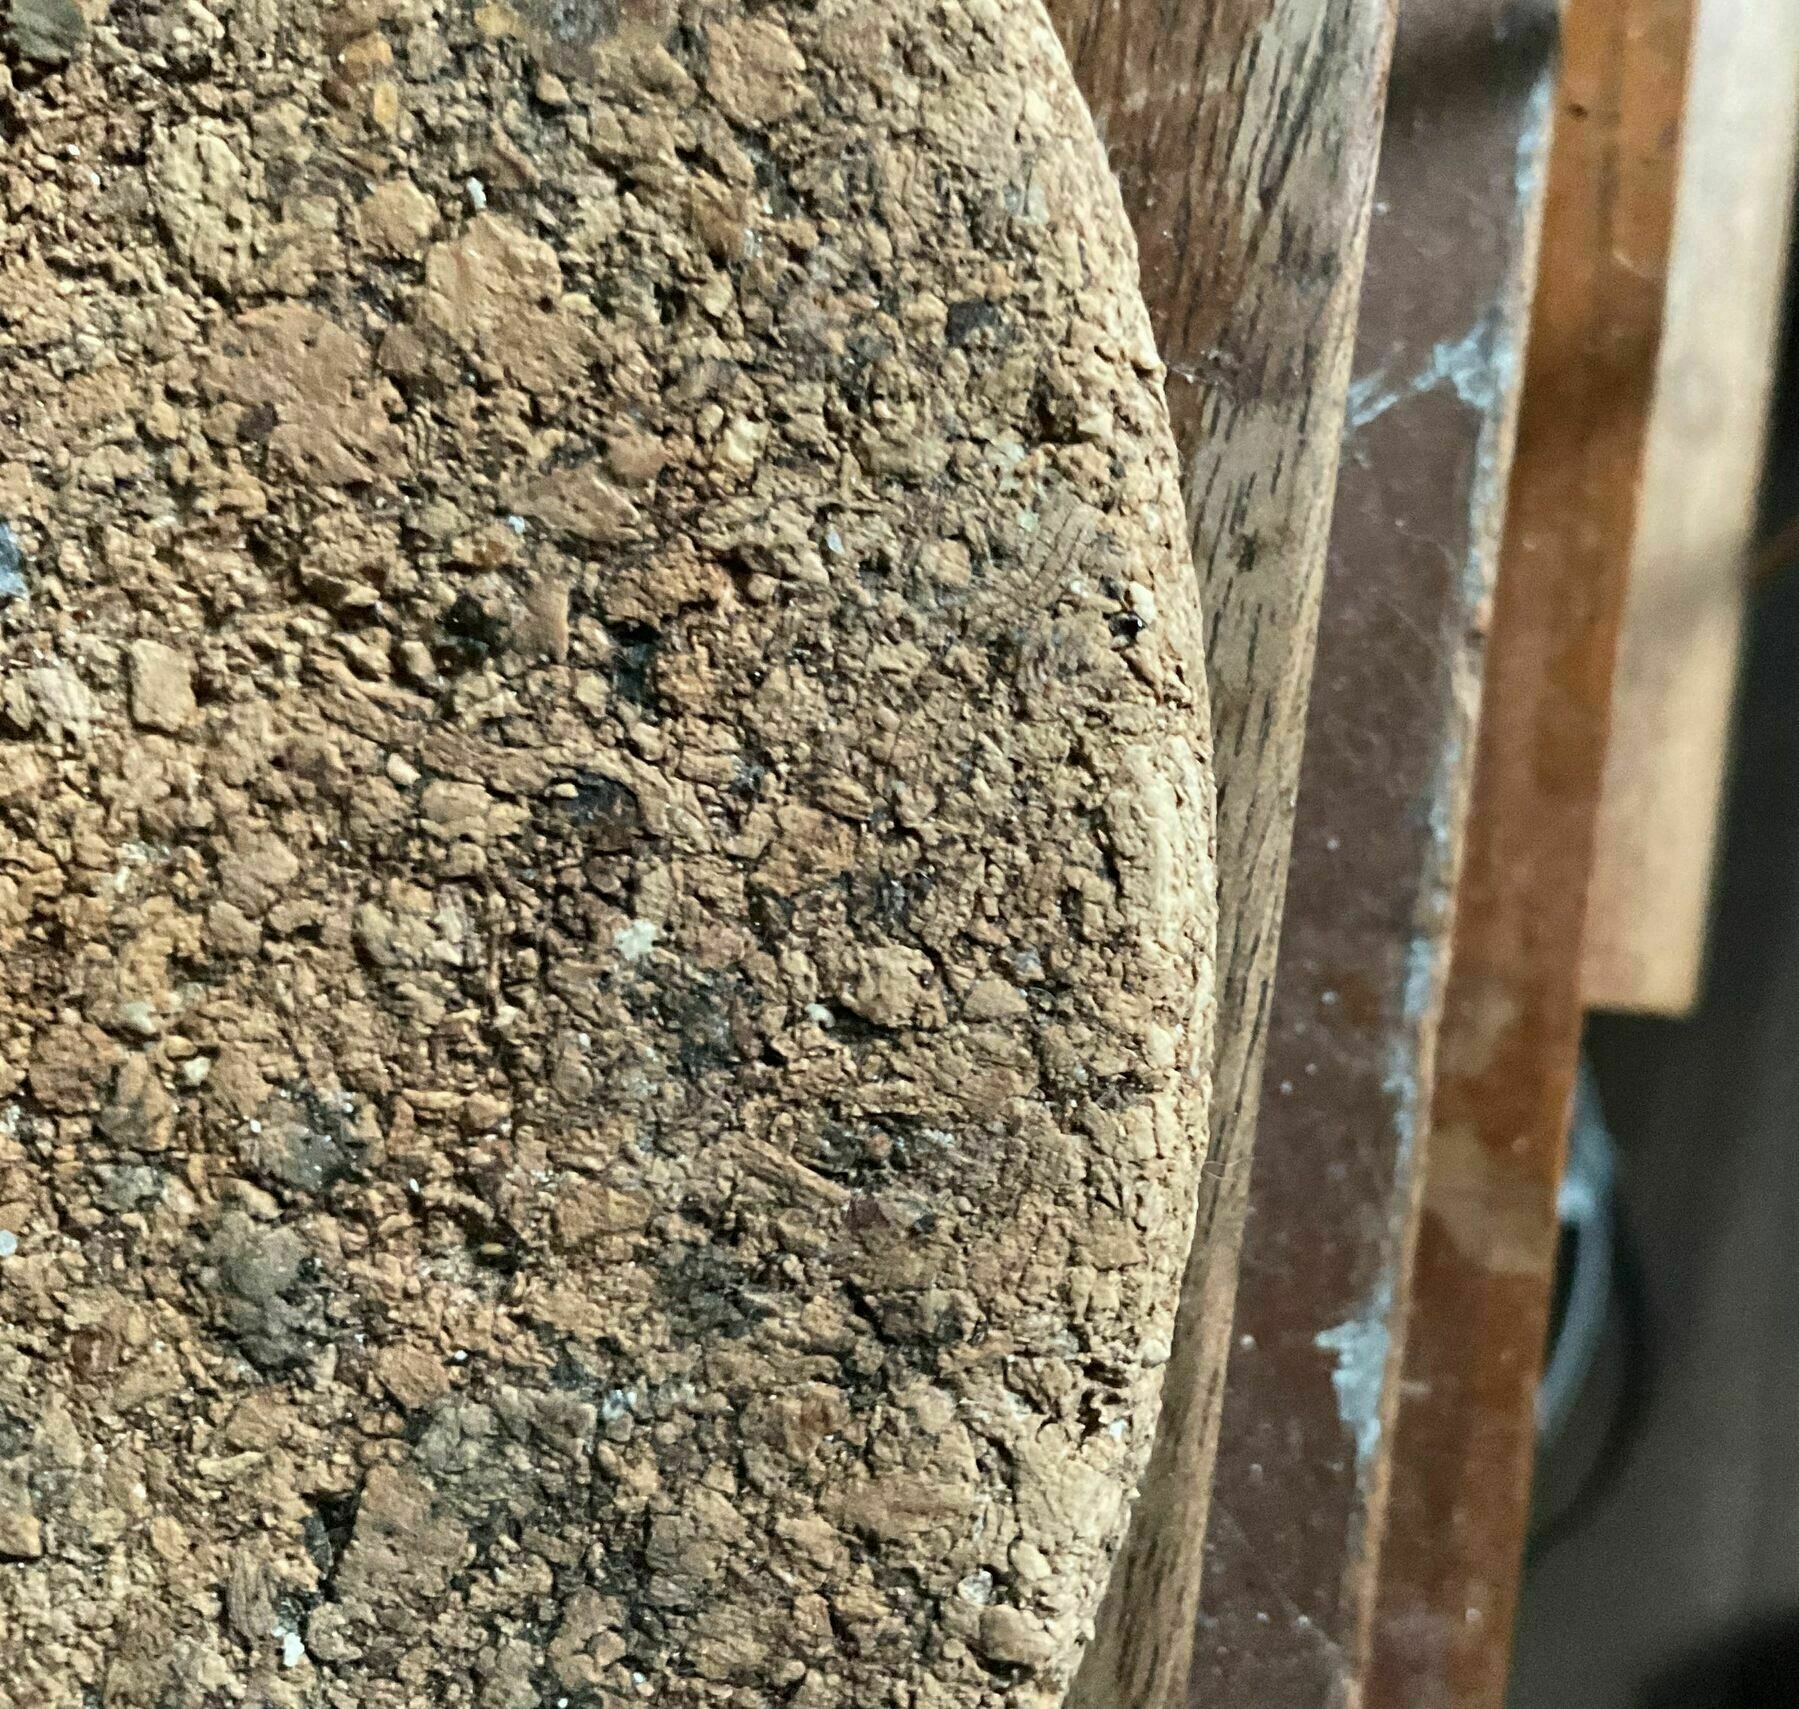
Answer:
[1048,5,1398,1704]
[1581,0,1799,1016]
[1367,1,1700,1703]
[1189,3,1559,1702]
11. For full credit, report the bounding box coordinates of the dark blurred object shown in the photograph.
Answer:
[1512,518,1799,1708]
[1538,1066,1621,1450]
[1526,1067,1659,1564]
[1639,1617,1799,1709]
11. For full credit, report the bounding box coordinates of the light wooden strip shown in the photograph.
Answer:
[1581,0,1799,1016]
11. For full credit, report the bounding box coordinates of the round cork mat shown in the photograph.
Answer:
[0,0,1215,1703]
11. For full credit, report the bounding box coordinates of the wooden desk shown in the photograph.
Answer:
[1191,3,1559,1701]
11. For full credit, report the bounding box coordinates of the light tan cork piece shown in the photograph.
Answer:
[0,0,1215,1703]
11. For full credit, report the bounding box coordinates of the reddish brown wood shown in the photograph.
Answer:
[1188,2,1559,1702]
[1368,1,1700,1702]
[1048,5,1398,1704]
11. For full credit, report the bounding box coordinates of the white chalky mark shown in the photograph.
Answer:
[0,1232,17,1258]
[0,524,26,603]
[1346,318,1506,432]
[1315,1276,1393,1471]
[614,919,658,962]
[601,1388,636,1422]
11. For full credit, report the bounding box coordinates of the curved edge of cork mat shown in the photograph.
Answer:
[0,1,1214,1705]
[1052,3,1398,1706]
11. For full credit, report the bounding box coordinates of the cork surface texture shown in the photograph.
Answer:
[0,0,1216,1704]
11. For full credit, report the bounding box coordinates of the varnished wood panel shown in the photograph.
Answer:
[1368,0,1700,1702]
